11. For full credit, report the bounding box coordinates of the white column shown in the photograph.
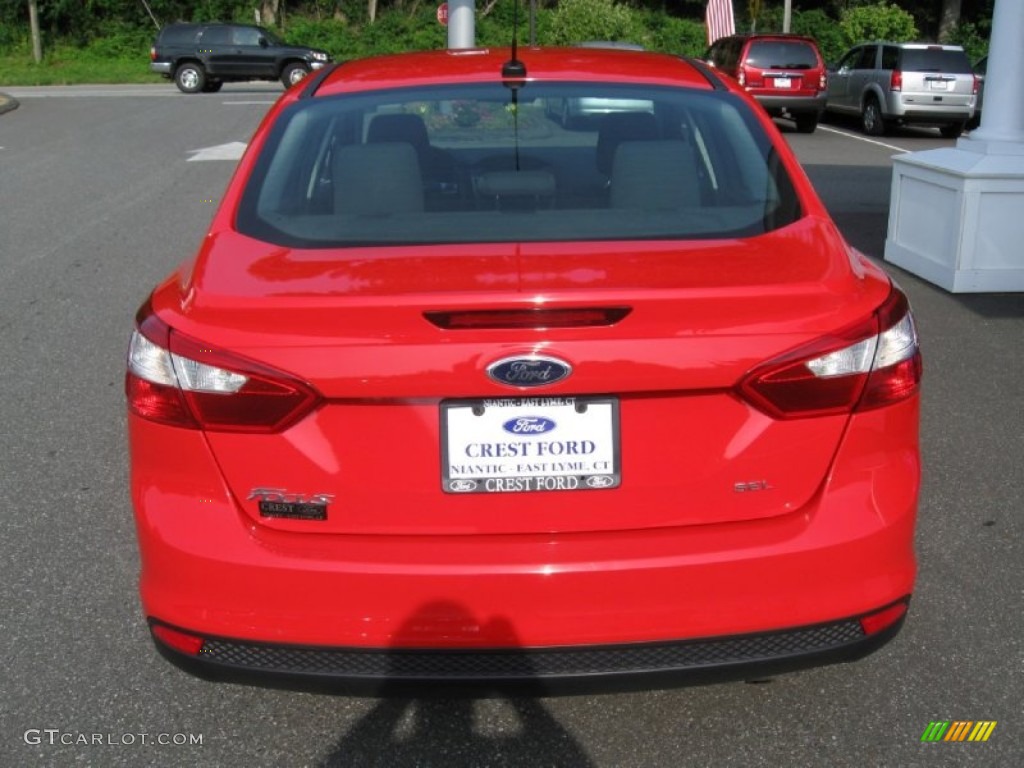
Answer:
[965,0,1024,149]
[884,0,1024,292]
[448,0,476,49]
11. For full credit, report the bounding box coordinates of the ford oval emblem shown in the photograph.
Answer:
[487,355,572,388]
[502,416,556,435]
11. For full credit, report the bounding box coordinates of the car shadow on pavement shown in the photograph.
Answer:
[315,601,595,768]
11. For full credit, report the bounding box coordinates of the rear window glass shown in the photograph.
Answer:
[237,82,801,248]
[899,48,972,73]
[744,41,819,70]
[158,25,199,45]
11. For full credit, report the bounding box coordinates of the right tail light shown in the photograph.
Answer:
[739,287,921,420]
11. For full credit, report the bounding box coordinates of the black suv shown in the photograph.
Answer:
[150,23,332,93]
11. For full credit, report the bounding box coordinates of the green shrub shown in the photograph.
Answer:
[284,17,358,58]
[946,22,988,63]
[791,9,848,64]
[548,0,638,47]
[84,23,153,59]
[840,2,917,46]
[642,13,707,57]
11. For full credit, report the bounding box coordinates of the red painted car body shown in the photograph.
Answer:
[127,47,920,692]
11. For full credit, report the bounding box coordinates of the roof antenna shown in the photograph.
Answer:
[501,0,526,171]
[502,0,527,81]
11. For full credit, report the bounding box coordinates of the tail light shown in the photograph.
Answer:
[972,74,979,95]
[737,70,746,87]
[126,301,320,433]
[739,288,921,420]
[150,47,156,62]
[890,70,903,91]
[818,71,827,91]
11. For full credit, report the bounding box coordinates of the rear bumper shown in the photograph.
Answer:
[892,110,972,126]
[150,604,908,694]
[149,62,172,76]
[129,396,919,686]
[753,93,827,116]
[884,95,974,124]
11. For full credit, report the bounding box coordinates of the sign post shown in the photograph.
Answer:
[446,0,475,49]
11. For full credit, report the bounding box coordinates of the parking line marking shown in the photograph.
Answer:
[818,125,910,153]
[187,141,248,161]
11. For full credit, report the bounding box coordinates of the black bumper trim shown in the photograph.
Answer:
[149,602,908,695]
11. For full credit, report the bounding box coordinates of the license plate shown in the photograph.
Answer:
[928,79,951,91]
[441,396,620,493]
[774,77,792,89]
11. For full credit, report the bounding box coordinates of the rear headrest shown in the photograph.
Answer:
[610,141,701,210]
[333,143,424,215]
[367,113,431,151]
[596,112,659,176]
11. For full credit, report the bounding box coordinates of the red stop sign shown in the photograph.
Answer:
[437,3,448,25]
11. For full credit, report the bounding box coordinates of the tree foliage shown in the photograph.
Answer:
[547,0,639,46]
[0,1,991,66]
[839,2,918,44]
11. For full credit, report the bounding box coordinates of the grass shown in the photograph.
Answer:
[0,45,163,86]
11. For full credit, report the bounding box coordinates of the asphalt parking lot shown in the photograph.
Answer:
[0,86,1021,767]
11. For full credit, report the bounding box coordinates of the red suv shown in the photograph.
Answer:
[705,34,827,133]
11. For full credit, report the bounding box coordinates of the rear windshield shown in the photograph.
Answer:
[158,25,199,45]
[744,41,819,70]
[237,82,801,247]
[900,48,972,73]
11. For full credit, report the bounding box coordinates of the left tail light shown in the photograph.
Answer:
[126,302,320,433]
[739,287,921,420]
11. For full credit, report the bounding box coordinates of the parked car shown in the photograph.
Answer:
[826,42,977,137]
[149,22,331,93]
[704,34,828,133]
[127,47,921,692]
[967,55,987,130]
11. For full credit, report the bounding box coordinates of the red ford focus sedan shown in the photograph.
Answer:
[126,46,921,692]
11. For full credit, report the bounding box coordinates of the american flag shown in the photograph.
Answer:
[706,0,736,45]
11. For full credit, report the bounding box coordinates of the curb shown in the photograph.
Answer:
[0,92,20,115]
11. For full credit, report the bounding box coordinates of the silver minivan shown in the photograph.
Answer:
[826,42,977,137]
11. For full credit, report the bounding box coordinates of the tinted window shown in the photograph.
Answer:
[159,25,199,45]
[706,41,725,68]
[726,38,743,68]
[854,46,877,69]
[232,26,263,46]
[199,26,230,45]
[237,83,801,248]
[882,46,899,70]
[899,48,972,73]
[744,41,819,70]
[836,49,860,70]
